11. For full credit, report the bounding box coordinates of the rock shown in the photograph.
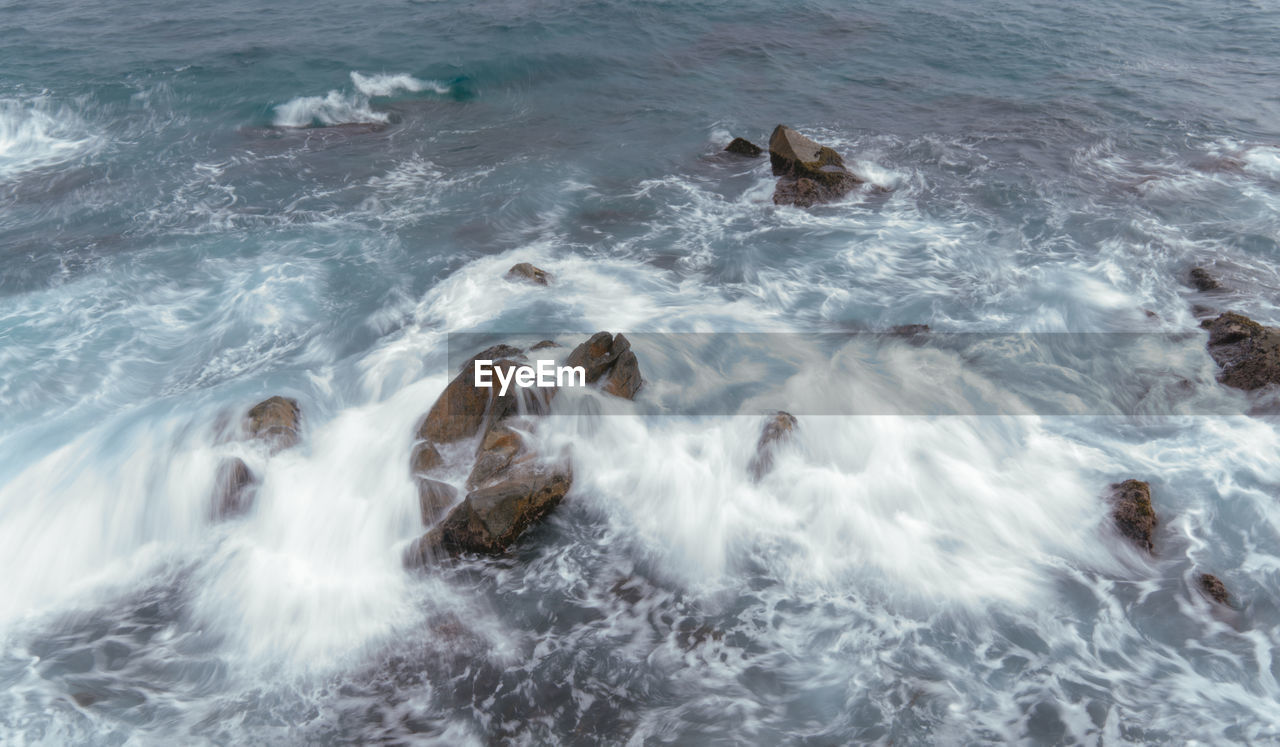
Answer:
[530,340,560,350]
[411,441,443,475]
[1189,267,1222,291]
[1201,312,1280,391]
[724,137,763,157]
[748,411,797,481]
[1109,479,1157,552]
[247,396,301,453]
[212,457,254,519]
[565,332,642,398]
[418,478,458,525]
[889,324,931,337]
[1198,573,1231,606]
[768,125,861,206]
[417,353,525,444]
[405,464,573,562]
[506,262,550,286]
[466,423,529,490]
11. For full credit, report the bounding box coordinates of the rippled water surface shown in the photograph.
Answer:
[3,0,1280,743]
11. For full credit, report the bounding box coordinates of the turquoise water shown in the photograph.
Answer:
[3,0,1280,743]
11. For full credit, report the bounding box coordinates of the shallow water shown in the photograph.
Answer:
[3,0,1280,743]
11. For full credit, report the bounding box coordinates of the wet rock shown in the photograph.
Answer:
[566,332,643,399]
[418,478,458,525]
[1109,479,1157,552]
[247,396,301,453]
[530,340,560,350]
[768,125,861,207]
[406,464,573,561]
[1198,573,1231,606]
[506,262,550,286]
[466,423,529,490]
[724,137,763,157]
[1201,312,1280,391]
[212,457,254,519]
[417,352,525,444]
[411,441,444,475]
[889,324,931,337]
[748,411,797,481]
[1189,267,1222,292]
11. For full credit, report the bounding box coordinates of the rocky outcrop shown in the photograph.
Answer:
[406,464,572,562]
[725,137,763,157]
[1110,479,1157,552]
[506,262,551,286]
[1188,267,1222,292]
[1201,312,1280,391]
[748,411,797,481]
[768,125,861,207]
[566,332,642,400]
[247,396,301,453]
[1198,573,1231,606]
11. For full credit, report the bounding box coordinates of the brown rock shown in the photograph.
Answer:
[724,137,763,157]
[1200,312,1280,391]
[565,332,642,398]
[417,355,525,444]
[507,262,550,286]
[530,340,560,350]
[411,441,443,474]
[1189,267,1222,292]
[1110,479,1158,552]
[748,411,798,481]
[247,396,301,453]
[889,324,931,337]
[1198,573,1230,606]
[466,423,529,490]
[768,125,861,206]
[418,478,458,525]
[212,457,254,519]
[405,464,573,562]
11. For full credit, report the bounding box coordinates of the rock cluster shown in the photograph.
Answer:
[211,396,302,519]
[768,125,862,207]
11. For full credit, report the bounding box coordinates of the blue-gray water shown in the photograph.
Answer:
[3,0,1280,743]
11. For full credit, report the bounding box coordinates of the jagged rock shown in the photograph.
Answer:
[417,350,526,444]
[1198,573,1231,606]
[247,396,301,453]
[1201,312,1280,391]
[530,340,560,350]
[405,464,573,562]
[1189,267,1222,292]
[506,262,551,286]
[466,423,529,490]
[566,332,642,399]
[411,441,443,475]
[418,478,458,525]
[725,137,763,157]
[1110,479,1157,552]
[768,125,861,207]
[748,411,797,481]
[212,457,254,519]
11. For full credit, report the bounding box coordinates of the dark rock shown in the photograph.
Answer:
[411,441,443,475]
[247,396,301,453]
[889,324,931,336]
[530,340,560,350]
[71,692,99,708]
[417,355,525,444]
[724,137,763,157]
[406,464,573,561]
[768,125,861,207]
[507,262,550,286]
[1189,267,1222,292]
[466,423,528,490]
[748,411,798,481]
[212,457,254,519]
[1200,312,1280,391]
[418,478,458,525]
[565,332,642,398]
[1109,479,1157,552]
[1198,573,1231,606]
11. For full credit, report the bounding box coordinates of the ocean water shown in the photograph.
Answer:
[3,0,1280,743]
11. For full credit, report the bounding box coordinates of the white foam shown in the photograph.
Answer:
[350,71,450,97]
[0,97,99,179]
[272,89,387,128]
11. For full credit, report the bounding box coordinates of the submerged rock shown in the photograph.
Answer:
[1189,267,1222,292]
[725,137,763,157]
[530,339,560,350]
[748,411,798,481]
[1201,312,1280,391]
[1198,573,1231,606]
[418,478,458,525]
[212,457,254,519]
[768,125,861,207]
[566,332,643,399]
[247,396,301,453]
[889,324,931,337]
[1110,479,1157,552]
[406,464,572,561]
[506,262,551,286]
